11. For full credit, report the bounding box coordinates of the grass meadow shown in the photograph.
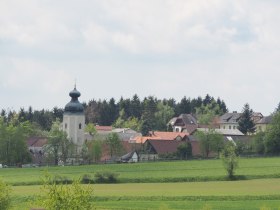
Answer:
[2,157,280,209]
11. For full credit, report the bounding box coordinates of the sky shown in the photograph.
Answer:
[0,0,280,115]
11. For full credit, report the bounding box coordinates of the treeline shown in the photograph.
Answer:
[0,107,64,131]
[0,94,227,133]
[85,94,227,129]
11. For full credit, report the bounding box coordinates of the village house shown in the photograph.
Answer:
[219,111,273,134]
[26,136,48,165]
[168,114,198,133]
[255,115,273,132]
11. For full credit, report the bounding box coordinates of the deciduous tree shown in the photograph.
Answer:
[106,132,123,159]
[0,118,32,166]
[195,129,224,158]
[221,143,238,179]
[47,120,73,165]
[264,112,280,154]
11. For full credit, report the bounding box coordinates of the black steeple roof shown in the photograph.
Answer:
[64,85,84,114]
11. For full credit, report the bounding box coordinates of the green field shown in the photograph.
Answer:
[2,157,280,209]
[2,157,280,185]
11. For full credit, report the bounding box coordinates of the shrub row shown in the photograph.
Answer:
[7,173,280,186]
[92,195,280,202]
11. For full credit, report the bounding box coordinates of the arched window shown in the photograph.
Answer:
[65,123,67,129]
[79,123,82,129]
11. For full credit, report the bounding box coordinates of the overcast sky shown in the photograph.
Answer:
[0,0,279,115]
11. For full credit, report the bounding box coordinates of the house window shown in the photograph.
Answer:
[79,123,82,129]
[229,126,231,129]
[223,126,225,129]
[233,126,236,130]
[65,123,67,129]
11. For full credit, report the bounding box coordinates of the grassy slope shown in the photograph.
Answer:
[10,179,280,210]
[11,179,280,197]
[2,157,280,185]
[4,157,280,209]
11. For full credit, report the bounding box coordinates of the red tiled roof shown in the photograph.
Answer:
[149,131,189,140]
[132,136,161,144]
[95,126,112,132]
[27,137,48,147]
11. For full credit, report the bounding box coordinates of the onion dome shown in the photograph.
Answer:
[64,86,84,114]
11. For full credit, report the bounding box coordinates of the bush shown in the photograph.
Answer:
[81,174,94,184]
[40,174,93,210]
[52,175,72,184]
[0,179,11,210]
[94,171,119,183]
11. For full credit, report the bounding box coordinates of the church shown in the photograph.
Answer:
[62,85,85,152]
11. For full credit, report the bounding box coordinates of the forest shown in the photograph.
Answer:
[0,94,227,134]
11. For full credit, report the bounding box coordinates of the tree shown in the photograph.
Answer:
[89,140,102,163]
[264,112,280,154]
[52,107,63,122]
[47,120,73,165]
[140,96,157,135]
[154,102,175,131]
[195,129,224,158]
[177,96,191,114]
[130,94,142,119]
[124,117,141,131]
[85,123,97,136]
[203,94,213,106]
[177,142,192,159]
[253,131,266,154]
[41,174,93,210]
[113,109,126,128]
[0,179,11,210]
[195,99,225,125]
[221,143,238,179]
[0,118,32,166]
[238,103,256,135]
[106,133,123,159]
[0,109,7,123]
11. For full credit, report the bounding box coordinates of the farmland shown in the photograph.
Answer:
[2,157,280,209]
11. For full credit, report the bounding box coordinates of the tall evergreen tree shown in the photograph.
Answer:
[1,109,7,123]
[178,96,191,114]
[130,94,142,119]
[238,103,256,135]
[108,98,118,124]
[52,107,63,122]
[140,96,157,135]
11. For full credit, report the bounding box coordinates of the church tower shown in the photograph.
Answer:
[63,85,85,151]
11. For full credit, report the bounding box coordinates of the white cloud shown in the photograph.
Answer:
[0,0,280,115]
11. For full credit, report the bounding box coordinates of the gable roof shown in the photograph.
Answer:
[121,151,138,161]
[170,114,198,126]
[27,137,48,147]
[131,136,161,144]
[220,113,241,124]
[113,128,138,134]
[149,131,189,140]
[95,126,112,132]
[196,128,244,136]
[147,140,183,155]
[256,115,273,124]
